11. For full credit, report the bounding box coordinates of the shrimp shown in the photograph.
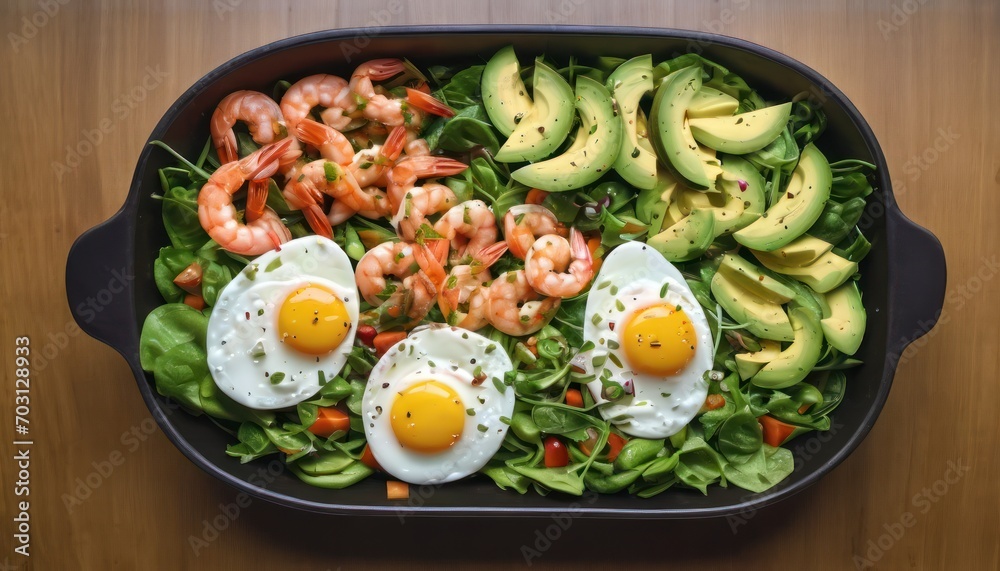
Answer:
[355,241,445,327]
[198,139,293,256]
[283,158,381,238]
[393,183,458,242]
[404,137,431,157]
[350,59,453,131]
[355,242,417,306]
[281,173,332,239]
[503,204,567,259]
[387,155,469,213]
[438,241,507,331]
[296,119,406,188]
[433,200,498,265]
[486,270,561,337]
[524,229,595,298]
[280,74,359,132]
[211,90,295,165]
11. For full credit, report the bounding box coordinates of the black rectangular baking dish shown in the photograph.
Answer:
[65,25,945,518]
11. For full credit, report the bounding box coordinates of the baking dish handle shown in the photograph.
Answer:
[65,208,138,355]
[886,208,946,355]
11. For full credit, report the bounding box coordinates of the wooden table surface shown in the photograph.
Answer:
[2,0,997,569]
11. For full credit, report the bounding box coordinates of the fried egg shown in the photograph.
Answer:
[362,325,514,485]
[207,236,359,410]
[581,241,713,438]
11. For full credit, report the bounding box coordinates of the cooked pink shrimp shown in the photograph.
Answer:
[503,204,567,259]
[355,240,446,326]
[438,241,507,331]
[524,229,594,298]
[198,139,293,255]
[282,158,376,238]
[280,74,358,132]
[210,90,295,165]
[393,183,458,242]
[486,270,561,336]
[281,175,332,239]
[350,60,453,131]
[387,155,468,213]
[296,118,407,188]
[355,242,417,306]
[433,200,498,265]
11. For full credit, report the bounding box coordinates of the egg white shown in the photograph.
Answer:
[207,236,359,410]
[581,242,713,438]
[362,325,515,485]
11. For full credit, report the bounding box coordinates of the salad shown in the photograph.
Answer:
[140,48,873,498]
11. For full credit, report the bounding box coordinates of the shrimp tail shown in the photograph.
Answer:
[474,241,509,270]
[409,156,469,179]
[569,228,592,265]
[381,126,407,162]
[303,203,333,239]
[245,179,269,223]
[413,241,448,287]
[246,138,295,180]
[405,88,455,118]
[295,118,334,148]
[361,58,407,81]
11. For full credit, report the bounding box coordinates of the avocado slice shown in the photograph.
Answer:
[675,155,765,235]
[717,254,795,304]
[760,235,836,267]
[510,76,623,192]
[687,86,739,119]
[751,308,823,389]
[481,46,534,137]
[635,170,678,231]
[689,102,792,154]
[647,208,715,263]
[494,60,574,163]
[734,340,782,380]
[819,281,866,355]
[710,271,795,342]
[649,66,717,190]
[752,248,858,294]
[608,55,657,190]
[734,143,833,251]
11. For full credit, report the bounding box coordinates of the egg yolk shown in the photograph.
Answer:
[277,284,351,355]
[621,304,697,376]
[390,380,465,454]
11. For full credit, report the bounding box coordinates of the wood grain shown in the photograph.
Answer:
[1,0,997,569]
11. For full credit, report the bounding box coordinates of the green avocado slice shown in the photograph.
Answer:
[607,55,658,190]
[734,143,833,251]
[689,102,792,154]
[494,60,574,163]
[710,269,795,342]
[649,66,717,190]
[511,76,622,192]
[481,46,535,137]
[751,308,823,389]
[819,281,866,355]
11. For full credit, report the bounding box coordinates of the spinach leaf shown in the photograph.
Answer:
[614,439,665,471]
[584,469,643,493]
[698,395,737,440]
[531,405,594,437]
[139,303,208,370]
[162,186,210,250]
[551,294,587,347]
[293,450,356,476]
[481,461,531,494]
[424,105,500,155]
[674,437,726,494]
[808,197,867,245]
[717,410,763,464]
[287,462,373,489]
[723,444,794,493]
[510,464,586,496]
[200,260,233,307]
[153,248,198,303]
[433,64,484,109]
